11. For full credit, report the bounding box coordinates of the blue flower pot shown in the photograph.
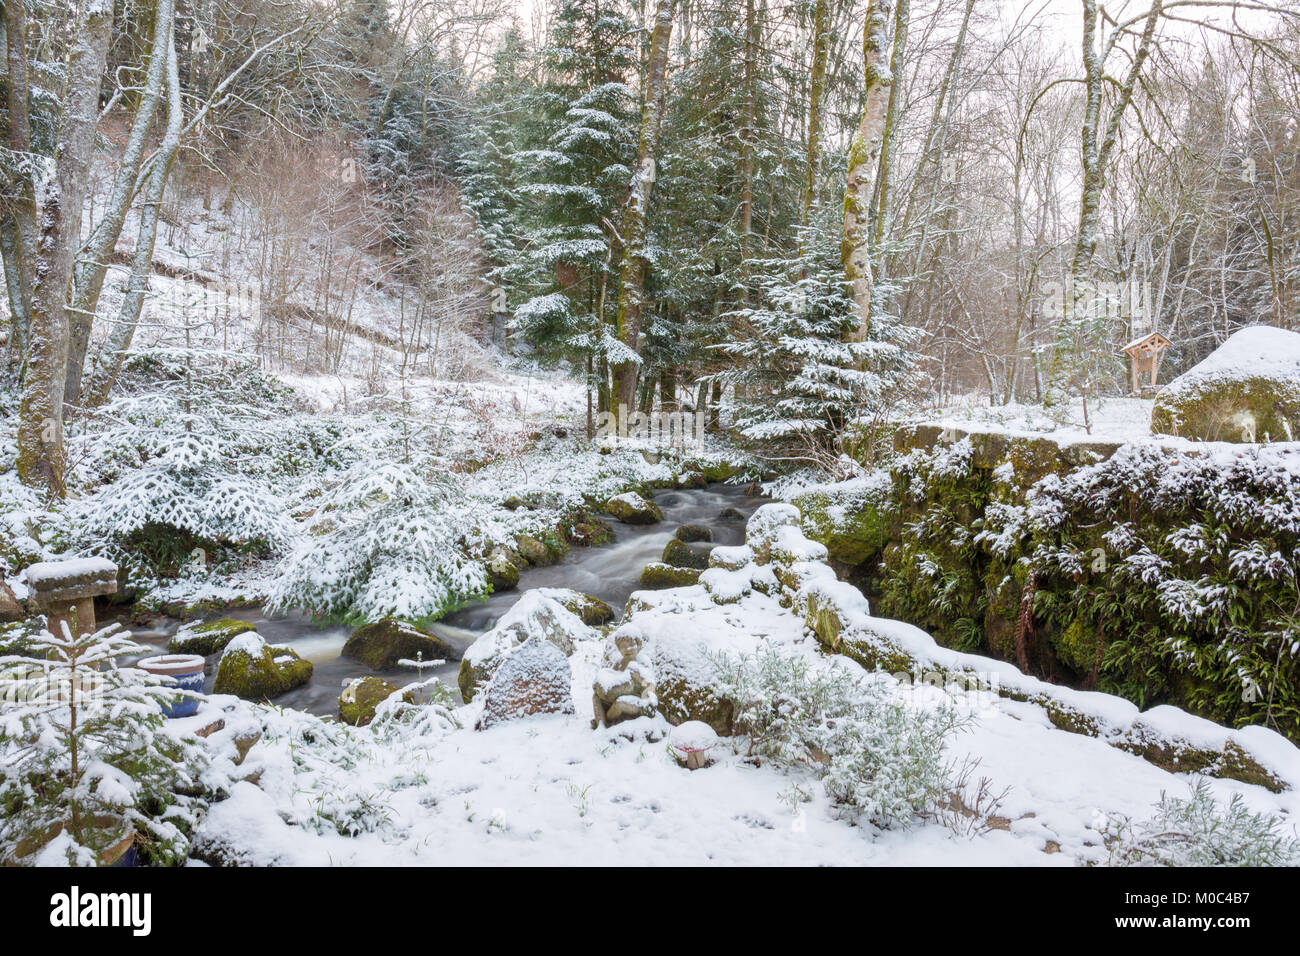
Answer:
[137,654,205,718]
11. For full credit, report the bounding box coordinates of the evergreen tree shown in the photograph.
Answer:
[509,0,639,398]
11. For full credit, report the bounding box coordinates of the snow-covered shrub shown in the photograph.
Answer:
[0,625,211,865]
[233,692,459,843]
[1105,779,1300,867]
[65,352,313,582]
[716,644,962,829]
[266,460,490,622]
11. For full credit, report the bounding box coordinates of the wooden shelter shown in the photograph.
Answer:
[1122,331,1172,395]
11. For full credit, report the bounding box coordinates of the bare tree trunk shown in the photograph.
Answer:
[86,24,182,407]
[65,0,176,409]
[738,0,758,273]
[17,0,114,496]
[1046,0,1163,403]
[611,0,676,412]
[871,0,909,260]
[842,0,893,342]
[800,0,830,231]
[2,0,38,370]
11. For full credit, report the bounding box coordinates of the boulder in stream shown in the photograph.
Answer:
[638,562,701,589]
[214,632,313,700]
[485,548,521,592]
[339,676,404,726]
[514,533,565,567]
[662,537,710,570]
[674,524,714,543]
[169,617,257,656]
[343,617,460,670]
[605,492,663,525]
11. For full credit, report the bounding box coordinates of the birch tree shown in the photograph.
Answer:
[842,0,894,342]
[611,0,676,412]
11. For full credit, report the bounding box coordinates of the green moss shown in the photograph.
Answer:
[457,657,481,704]
[674,524,713,543]
[662,537,709,570]
[567,515,614,547]
[638,562,701,589]
[342,618,458,670]
[551,591,615,627]
[794,489,888,566]
[1152,377,1300,443]
[168,618,256,655]
[213,641,312,700]
[485,550,520,592]
[338,676,402,726]
[1055,615,1104,675]
[606,495,663,524]
[697,460,743,483]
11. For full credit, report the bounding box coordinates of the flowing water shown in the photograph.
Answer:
[124,484,765,717]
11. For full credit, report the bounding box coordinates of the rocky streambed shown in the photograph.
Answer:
[122,484,767,717]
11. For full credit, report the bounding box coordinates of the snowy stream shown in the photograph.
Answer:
[124,484,766,716]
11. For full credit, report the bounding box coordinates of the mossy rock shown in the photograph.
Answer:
[1153,377,1300,442]
[1218,741,1285,792]
[794,489,889,567]
[457,657,484,704]
[568,516,614,547]
[719,507,745,520]
[485,549,521,592]
[697,460,742,483]
[1054,614,1104,675]
[674,524,713,543]
[605,492,663,525]
[638,562,701,589]
[213,634,313,700]
[0,583,24,623]
[550,591,615,627]
[514,533,564,567]
[677,471,708,489]
[168,618,257,656]
[342,618,459,670]
[338,676,402,726]
[652,639,734,735]
[662,537,710,570]
[1150,326,1300,442]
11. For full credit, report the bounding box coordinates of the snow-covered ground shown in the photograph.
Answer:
[186,509,1300,867]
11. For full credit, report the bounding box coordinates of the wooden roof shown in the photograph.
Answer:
[1121,331,1172,355]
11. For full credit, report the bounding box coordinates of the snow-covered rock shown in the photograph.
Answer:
[1151,326,1300,442]
[605,491,663,524]
[213,632,313,700]
[477,639,574,729]
[458,590,598,702]
[342,617,458,670]
[338,676,403,727]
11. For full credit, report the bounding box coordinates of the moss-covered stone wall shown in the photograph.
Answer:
[793,426,1300,742]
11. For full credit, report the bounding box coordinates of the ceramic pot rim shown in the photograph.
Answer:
[138,654,205,676]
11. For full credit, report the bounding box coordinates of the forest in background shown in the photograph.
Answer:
[2,0,1298,491]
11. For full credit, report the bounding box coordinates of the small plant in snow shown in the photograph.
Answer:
[715,644,964,830]
[0,624,211,865]
[1104,778,1300,867]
